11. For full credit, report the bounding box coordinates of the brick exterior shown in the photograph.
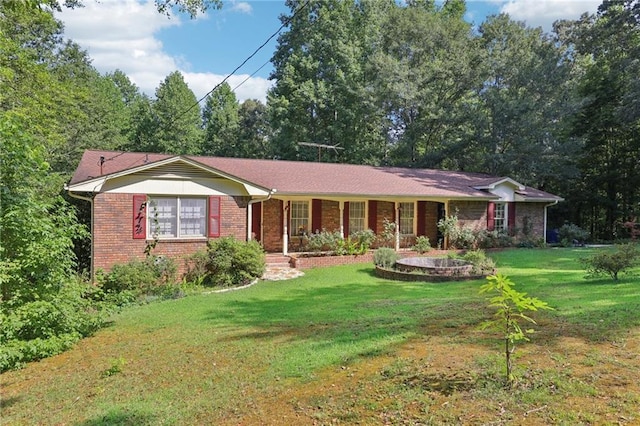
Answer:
[423,201,440,247]
[449,200,488,231]
[93,193,247,275]
[515,203,546,240]
[262,199,283,252]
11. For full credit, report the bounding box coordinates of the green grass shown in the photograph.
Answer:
[1,247,639,425]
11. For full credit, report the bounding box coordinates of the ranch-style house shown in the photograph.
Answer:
[67,150,563,276]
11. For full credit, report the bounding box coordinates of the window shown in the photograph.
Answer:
[399,202,414,235]
[148,197,207,238]
[290,201,309,236]
[494,203,506,231]
[349,201,366,233]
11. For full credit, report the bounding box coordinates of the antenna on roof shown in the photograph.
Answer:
[298,142,344,162]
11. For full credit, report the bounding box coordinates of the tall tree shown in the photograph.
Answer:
[372,1,484,167]
[268,0,389,164]
[202,82,239,156]
[146,70,203,154]
[563,1,640,238]
[236,99,273,158]
[467,14,578,187]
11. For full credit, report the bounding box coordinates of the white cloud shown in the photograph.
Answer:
[498,0,600,30]
[230,1,253,14]
[56,0,271,104]
[183,72,273,104]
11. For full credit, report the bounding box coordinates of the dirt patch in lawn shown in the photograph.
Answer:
[233,329,640,425]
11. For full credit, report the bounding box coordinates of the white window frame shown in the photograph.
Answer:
[148,196,207,239]
[290,201,309,236]
[494,202,507,231]
[399,202,415,235]
[349,201,366,234]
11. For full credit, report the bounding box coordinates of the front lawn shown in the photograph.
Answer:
[1,247,639,424]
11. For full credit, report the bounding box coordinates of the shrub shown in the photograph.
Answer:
[462,249,496,275]
[374,247,399,268]
[306,229,342,252]
[412,236,432,253]
[558,223,590,247]
[377,218,396,248]
[581,243,640,281]
[97,256,178,302]
[205,237,265,287]
[479,229,514,249]
[183,249,209,285]
[349,229,376,253]
[0,278,110,372]
[437,214,479,249]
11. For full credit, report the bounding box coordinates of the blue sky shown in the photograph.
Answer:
[56,1,600,103]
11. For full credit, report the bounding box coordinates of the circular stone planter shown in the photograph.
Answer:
[375,257,487,282]
[395,257,473,276]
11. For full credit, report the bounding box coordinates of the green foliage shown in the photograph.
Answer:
[412,236,432,253]
[558,223,590,247]
[0,278,110,372]
[101,357,126,378]
[205,237,265,288]
[306,229,343,252]
[479,229,514,249]
[373,247,399,268]
[304,229,375,255]
[437,214,479,249]
[581,243,640,281]
[97,256,178,301]
[480,274,553,387]
[378,218,397,248]
[462,249,496,275]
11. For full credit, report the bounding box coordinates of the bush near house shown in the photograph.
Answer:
[204,237,265,288]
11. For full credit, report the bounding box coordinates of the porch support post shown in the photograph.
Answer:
[339,200,345,238]
[395,201,400,251]
[282,201,289,256]
[247,203,253,241]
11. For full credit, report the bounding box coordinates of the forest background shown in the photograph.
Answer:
[1,0,639,301]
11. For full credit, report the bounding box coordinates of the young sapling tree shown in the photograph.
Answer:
[479,274,553,387]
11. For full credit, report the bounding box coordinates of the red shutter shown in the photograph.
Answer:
[343,202,350,237]
[311,199,322,234]
[133,195,147,239]
[508,202,516,234]
[208,196,221,237]
[417,201,426,236]
[487,202,495,231]
[368,200,377,232]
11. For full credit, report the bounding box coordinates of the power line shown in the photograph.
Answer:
[173,0,311,123]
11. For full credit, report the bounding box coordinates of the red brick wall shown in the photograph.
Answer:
[321,200,340,232]
[514,203,545,240]
[449,200,488,231]
[262,199,283,252]
[93,193,247,275]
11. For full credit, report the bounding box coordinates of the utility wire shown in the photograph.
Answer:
[173,0,311,123]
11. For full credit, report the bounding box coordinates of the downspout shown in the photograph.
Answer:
[246,189,276,242]
[543,200,559,244]
[65,187,95,283]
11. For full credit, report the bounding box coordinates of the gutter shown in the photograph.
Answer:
[65,185,96,282]
[543,200,559,244]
